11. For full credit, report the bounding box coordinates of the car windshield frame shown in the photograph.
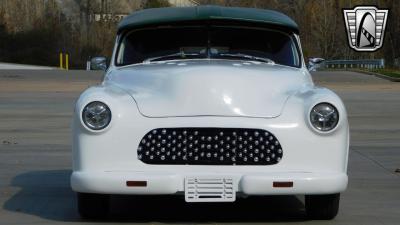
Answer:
[114,25,303,68]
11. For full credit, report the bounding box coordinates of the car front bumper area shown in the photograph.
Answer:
[71,170,347,196]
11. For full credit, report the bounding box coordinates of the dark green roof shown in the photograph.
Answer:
[118,5,298,33]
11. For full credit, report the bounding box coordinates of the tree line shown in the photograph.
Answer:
[0,0,399,69]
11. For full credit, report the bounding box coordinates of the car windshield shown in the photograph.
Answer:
[116,26,301,67]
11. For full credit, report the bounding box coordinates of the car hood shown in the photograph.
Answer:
[105,60,312,118]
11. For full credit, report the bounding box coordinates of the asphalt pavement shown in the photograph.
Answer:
[0,70,399,225]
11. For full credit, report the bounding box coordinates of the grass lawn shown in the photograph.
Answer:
[366,69,400,78]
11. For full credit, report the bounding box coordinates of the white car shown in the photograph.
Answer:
[71,6,349,220]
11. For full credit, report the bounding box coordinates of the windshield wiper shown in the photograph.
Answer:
[216,53,275,64]
[143,52,203,63]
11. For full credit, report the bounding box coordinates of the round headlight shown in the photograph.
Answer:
[82,101,111,130]
[310,103,339,132]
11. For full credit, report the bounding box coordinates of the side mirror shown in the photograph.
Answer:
[308,58,325,72]
[90,57,108,71]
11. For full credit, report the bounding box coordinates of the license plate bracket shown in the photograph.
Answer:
[185,177,235,202]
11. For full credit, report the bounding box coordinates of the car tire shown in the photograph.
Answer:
[305,193,340,220]
[77,192,110,219]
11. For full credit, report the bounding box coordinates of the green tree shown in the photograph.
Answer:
[143,0,171,9]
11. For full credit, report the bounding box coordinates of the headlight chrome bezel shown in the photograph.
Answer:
[309,102,339,133]
[81,101,112,131]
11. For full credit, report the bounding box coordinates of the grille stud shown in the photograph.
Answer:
[137,128,283,165]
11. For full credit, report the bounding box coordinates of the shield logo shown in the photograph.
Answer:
[343,6,389,51]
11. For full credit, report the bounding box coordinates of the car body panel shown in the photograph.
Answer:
[72,77,348,197]
[72,83,349,196]
[105,60,312,118]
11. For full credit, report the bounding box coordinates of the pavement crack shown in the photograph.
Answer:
[352,148,400,178]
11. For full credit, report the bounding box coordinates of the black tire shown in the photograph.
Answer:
[305,193,340,220]
[77,192,110,220]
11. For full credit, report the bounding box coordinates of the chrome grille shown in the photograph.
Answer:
[137,128,283,165]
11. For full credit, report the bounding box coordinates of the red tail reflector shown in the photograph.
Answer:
[126,181,147,187]
[273,181,293,188]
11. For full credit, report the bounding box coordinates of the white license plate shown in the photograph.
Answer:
[185,177,236,202]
